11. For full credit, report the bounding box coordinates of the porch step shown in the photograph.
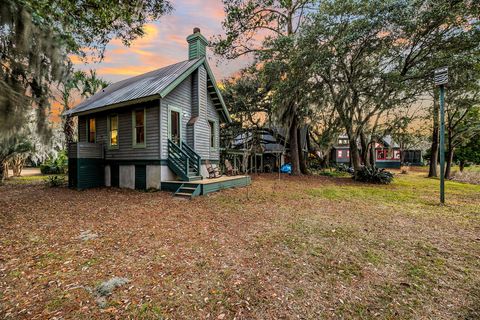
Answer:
[180,186,197,191]
[176,192,194,197]
[173,183,201,198]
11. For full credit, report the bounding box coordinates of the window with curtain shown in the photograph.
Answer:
[87,118,96,143]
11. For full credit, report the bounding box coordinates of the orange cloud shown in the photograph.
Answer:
[96,65,162,76]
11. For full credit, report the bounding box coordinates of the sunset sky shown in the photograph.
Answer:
[72,0,249,84]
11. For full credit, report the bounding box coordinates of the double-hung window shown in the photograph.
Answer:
[109,115,119,148]
[208,120,217,149]
[133,109,146,147]
[87,118,96,143]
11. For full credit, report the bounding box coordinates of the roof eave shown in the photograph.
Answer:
[66,94,161,117]
[202,61,232,124]
[159,57,205,99]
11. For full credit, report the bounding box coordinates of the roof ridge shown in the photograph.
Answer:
[69,58,202,113]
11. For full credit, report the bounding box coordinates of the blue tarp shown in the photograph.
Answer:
[280,163,292,174]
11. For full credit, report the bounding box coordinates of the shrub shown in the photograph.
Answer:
[40,151,68,174]
[354,166,394,184]
[45,175,65,187]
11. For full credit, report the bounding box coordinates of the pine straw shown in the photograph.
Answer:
[0,171,479,319]
[451,170,480,185]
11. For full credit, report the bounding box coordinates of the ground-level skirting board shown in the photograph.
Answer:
[375,161,401,168]
[161,176,251,196]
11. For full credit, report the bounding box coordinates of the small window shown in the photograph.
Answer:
[393,150,401,160]
[87,118,96,143]
[376,149,385,160]
[346,150,350,158]
[209,120,216,149]
[337,150,343,158]
[169,109,181,145]
[133,109,145,147]
[109,115,118,148]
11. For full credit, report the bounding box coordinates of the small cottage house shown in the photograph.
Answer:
[331,135,401,168]
[66,28,250,196]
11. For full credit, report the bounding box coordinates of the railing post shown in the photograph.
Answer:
[186,157,189,175]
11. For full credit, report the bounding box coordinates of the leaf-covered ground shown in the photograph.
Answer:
[1,170,479,319]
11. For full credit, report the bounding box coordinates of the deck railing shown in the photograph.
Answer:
[181,141,201,174]
[167,139,201,180]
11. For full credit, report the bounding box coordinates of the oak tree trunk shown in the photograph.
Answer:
[0,161,6,185]
[429,98,439,177]
[349,135,362,179]
[297,127,307,174]
[289,116,302,175]
[445,147,454,179]
[360,132,369,166]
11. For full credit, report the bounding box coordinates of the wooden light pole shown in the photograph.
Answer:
[434,67,448,204]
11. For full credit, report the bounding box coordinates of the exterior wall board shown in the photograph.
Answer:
[161,75,192,158]
[146,165,161,189]
[78,100,160,160]
[119,165,135,189]
[193,66,210,159]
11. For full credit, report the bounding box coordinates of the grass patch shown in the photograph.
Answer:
[128,303,165,319]
[362,249,383,266]
[5,174,66,185]
[307,185,415,202]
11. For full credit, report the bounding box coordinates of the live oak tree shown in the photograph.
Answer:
[213,0,317,175]
[220,67,271,172]
[295,0,480,177]
[0,130,32,184]
[259,35,315,174]
[297,0,416,175]
[0,0,172,140]
[455,136,480,171]
[443,62,480,178]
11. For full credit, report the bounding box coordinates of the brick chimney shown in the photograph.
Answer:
[187,27,208,60]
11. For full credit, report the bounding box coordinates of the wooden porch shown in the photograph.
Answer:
[161,175,251,198]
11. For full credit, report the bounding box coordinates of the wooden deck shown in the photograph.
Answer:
[161,175,251,196]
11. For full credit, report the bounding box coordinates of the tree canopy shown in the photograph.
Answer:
[0,0,172,140]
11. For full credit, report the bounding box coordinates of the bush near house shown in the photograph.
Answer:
[44,175,66,187]
[354,166,394,184]
[40,151,68,174]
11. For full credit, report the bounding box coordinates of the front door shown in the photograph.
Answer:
[169,109,181,145]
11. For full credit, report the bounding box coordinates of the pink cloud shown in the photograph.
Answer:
[73,0,253,83]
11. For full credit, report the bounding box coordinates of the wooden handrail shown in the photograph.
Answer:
[168,139,202,179]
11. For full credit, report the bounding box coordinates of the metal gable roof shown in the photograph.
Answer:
[66,58,204,116]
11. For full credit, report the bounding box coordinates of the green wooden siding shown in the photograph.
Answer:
[161,176,251,195]
[135,165,147,190]
[376,161,401,168]
[111,164,119,187]
[68,158,105,190]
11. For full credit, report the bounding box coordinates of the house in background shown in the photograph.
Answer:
[374,135,401,168]
[225,126,308,173]
[330,135,351,166]
[331,135,402,168]
[66,27,250,197]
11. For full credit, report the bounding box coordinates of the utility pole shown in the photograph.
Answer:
[434,67,448,204]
